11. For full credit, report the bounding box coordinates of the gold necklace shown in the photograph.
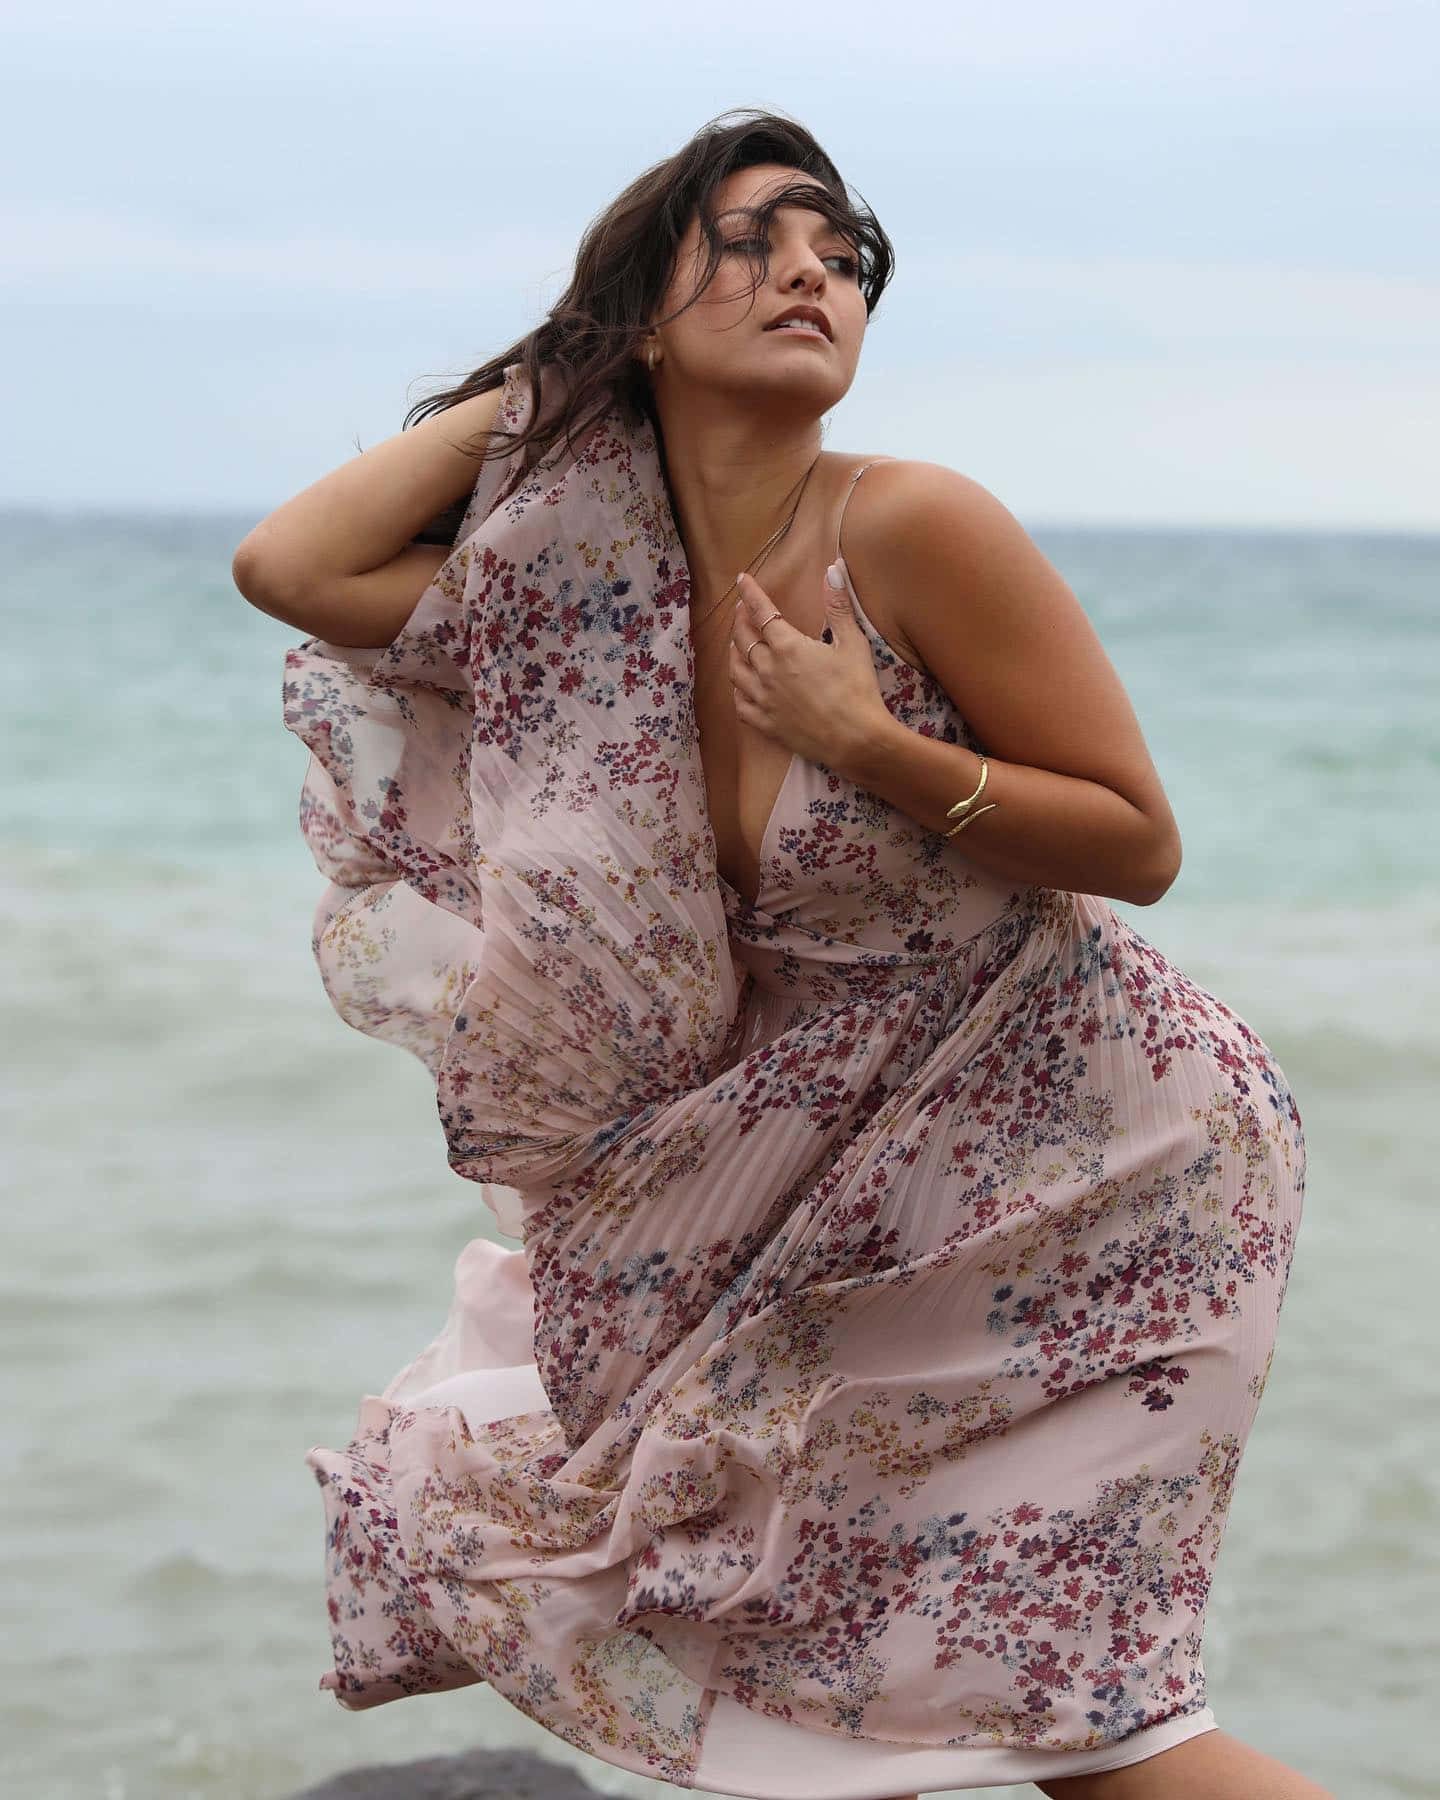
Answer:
[689,452,824,635]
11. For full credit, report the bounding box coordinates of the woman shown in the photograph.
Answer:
[235,110,1327,1799]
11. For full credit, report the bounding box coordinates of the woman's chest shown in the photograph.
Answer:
[688,578,939,909]
[691,621,792,906]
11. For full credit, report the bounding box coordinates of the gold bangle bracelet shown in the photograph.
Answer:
[945,757,989,821]
[943,801,998,839]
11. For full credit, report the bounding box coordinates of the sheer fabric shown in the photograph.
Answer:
[280,362,1302,1792]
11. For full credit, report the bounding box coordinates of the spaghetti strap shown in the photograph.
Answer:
[833,458,894,564]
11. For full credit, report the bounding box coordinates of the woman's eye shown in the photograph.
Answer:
[725,237,859,278]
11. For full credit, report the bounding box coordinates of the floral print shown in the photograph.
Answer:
[282,362,1303,1792]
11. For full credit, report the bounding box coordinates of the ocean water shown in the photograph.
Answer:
[2,509,1436,1800]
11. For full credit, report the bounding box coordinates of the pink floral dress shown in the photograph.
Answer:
[281,361,1305,1795]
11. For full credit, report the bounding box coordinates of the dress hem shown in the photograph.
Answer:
[689,1694,1219,1797]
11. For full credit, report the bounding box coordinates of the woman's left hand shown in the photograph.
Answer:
[729,561,893,770]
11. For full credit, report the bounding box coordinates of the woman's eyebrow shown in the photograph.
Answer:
[715,205,841,228]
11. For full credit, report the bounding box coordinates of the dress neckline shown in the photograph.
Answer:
[712,556,877,917]
[662,454,932,915]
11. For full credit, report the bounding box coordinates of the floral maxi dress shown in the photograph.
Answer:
[281,362,1306,1796]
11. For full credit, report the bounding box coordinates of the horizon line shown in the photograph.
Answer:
[1,500,1438,542]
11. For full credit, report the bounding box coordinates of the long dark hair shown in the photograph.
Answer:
[406,106,895,546]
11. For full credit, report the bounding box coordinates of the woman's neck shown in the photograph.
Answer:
[652,391,824,608]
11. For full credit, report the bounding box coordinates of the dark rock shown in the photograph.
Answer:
[288,1746,608,1800]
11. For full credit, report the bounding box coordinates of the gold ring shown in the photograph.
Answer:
[744,613,781,666]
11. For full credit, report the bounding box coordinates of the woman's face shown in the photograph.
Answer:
[648,162,867,417]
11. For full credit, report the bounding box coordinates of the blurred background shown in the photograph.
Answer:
[3,3,1436,1797]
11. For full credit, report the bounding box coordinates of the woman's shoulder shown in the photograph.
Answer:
[832,454,1014,539]
[829,456,1028,664]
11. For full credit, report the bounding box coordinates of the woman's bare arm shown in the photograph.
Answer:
[231,382,507,646]
[239,542,455,648]
[837,460,1183,906]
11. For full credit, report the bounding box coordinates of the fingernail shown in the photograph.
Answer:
[825,562,845,590]
[735,573,747,590]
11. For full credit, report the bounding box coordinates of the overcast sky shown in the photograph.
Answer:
[5,0,1436,529]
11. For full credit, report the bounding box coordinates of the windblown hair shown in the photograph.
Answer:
[406,106,895,546]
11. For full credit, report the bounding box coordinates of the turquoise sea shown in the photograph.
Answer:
[3,511,1436,1799]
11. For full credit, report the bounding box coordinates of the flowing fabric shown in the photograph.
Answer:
[281,361,1305,1794]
